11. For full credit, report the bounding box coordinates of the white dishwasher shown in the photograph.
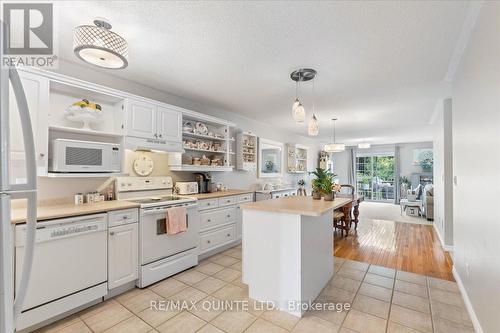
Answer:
[15,213,108,330]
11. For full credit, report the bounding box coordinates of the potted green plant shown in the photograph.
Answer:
[310,168,336,200]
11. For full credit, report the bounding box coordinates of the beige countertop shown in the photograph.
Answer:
[240,196,353,217]
[11,200,140,225]
[184,189,254,200]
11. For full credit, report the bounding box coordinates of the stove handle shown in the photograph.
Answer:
[142,203,197,215]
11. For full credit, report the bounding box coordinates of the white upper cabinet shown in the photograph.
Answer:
[126,99,157,140]
[157,106,182,142]
[9,71,49,180]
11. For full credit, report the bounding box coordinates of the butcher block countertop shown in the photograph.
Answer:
[11,200,140,224]
[184,189,254,200]
[240,196,353,217]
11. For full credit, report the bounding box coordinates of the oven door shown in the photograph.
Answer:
[140,203,199,265]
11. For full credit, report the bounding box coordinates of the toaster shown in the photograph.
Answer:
[175,182,199,195]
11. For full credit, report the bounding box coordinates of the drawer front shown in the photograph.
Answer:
[200,207,236,230]
[237,193,253,203]
[200,224,236,251]
[223,207,237,223]
[198,199,219,211]
[108,209,139,227]
[200,210,223,230]
[218,196,236,207]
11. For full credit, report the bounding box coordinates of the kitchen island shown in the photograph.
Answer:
[240,195,352,317]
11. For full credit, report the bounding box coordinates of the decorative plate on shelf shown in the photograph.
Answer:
[133,155,154,176]
[194,122,208,135]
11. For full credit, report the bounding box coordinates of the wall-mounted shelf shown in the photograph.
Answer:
[169,165,234,172]
[44,172,129,178]
[49,125,123,138]
[236,131,257,172]
[183,147,226,154]
[182,131,227,141]
[287,143,308,173]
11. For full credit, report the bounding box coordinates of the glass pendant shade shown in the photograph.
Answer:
[293,102,306,122]
[308,114,319,136]
[324,143,345,152]
[292,98,300,113]
[74,20,128,69]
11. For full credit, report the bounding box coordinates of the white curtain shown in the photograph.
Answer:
[348,147,357,190]
[394,145,401,204]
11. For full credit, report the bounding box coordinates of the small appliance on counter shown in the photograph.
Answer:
[175,182,199,195]
[194,173,212,193]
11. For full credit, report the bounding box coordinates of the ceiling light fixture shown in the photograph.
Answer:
[308,77,319,136]
[358,142,371,149]
[74,18,128,69]
[290,68,316,123]
[324,118,345,153]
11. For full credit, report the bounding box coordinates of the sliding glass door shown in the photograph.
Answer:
[356,153,395,202]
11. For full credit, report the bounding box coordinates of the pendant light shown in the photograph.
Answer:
[290,68,316,123]
[324,118,345,152]
[308,78,319,136]
[74,18,128,69]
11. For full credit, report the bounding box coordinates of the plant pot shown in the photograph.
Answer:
[312,190,322,200]
[323,192,335,201]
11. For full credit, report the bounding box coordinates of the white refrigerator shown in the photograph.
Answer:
[0,30,38,333]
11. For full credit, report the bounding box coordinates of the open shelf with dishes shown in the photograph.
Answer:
[287,143,308,173]
[236,131,257,171]
[168,112,236,171]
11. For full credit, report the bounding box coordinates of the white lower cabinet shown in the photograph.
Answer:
[198,193,253,256]
[108,222,139,290]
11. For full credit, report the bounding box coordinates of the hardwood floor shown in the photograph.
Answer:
[334,218,454,281]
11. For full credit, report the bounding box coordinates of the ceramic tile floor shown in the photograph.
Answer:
[36,245,475,333]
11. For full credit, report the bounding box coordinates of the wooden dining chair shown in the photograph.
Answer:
[333,184,356,236]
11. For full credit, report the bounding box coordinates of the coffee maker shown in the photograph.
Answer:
[194,173,212,193]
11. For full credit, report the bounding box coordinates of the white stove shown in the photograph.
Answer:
[115,176,196,208]
[115,177,199,287]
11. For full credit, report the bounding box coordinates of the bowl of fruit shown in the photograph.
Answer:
[65,99,102,130]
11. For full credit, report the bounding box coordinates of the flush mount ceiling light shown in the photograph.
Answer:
[358,142,371,149]
[74,18,128,69]
[290,68,316,123]
[324,118,345,153]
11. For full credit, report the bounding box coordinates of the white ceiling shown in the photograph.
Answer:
[54,1,470,145]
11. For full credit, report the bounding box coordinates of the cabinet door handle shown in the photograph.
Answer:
[207,240,211,244]
[227,233,231,237]
[123,216,128,219]
[207,219,211,222]
[159,134,163,138]
[110,232,115,236]
[227,214,231,218]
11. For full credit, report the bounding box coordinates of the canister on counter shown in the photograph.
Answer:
[74,193,83,205]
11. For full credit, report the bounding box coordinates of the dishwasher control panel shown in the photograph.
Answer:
[15,213,107,246]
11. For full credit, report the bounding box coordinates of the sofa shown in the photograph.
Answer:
[423,184,434,221]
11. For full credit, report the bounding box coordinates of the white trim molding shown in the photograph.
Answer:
[432,223,453,252]
[452,266,484,333]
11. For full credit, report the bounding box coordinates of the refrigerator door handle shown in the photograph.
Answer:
[8,67,37,192]
[11,191,37,325]
[8,67,38,328]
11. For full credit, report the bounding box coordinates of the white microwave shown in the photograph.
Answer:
[49,139,121,173]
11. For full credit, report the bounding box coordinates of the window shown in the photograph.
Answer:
[356,153,395,201]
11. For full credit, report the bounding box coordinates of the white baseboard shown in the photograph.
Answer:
[452,266,483,333]
[432,223,453,252]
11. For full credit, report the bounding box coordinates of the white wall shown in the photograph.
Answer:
[451,2,500,332]
[433,99,453,248]
[37,60,320,199]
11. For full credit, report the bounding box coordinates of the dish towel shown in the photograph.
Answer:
[166,206,187,235]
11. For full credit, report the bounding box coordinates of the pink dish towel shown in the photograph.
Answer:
[166,206,187,235]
